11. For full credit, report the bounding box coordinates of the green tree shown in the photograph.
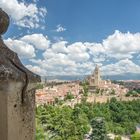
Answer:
[36,99,140,139]
[90,117,108,140]
[82,81,89,96]
[110,89,116,95]
[36,124,45,140]
[95,88,100,94]
[131,132,140,140]
[114,135,122,140]
[65,91,74,100]
[36,83,44,89]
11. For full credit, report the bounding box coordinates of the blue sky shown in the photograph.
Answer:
[5,0,140,42]
[1,0,140,77]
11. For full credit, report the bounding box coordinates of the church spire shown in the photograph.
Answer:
[95,64,99,71]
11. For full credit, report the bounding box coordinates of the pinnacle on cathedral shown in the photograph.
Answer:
[95,64,99,71]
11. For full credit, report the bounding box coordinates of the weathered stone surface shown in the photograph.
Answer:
[0,9,41,140]
[0,37,40,102]
[0,37,40,81]
[0,8,40,102]
[0,8,9,35]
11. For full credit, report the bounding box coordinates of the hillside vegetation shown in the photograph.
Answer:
[36,98,140,140]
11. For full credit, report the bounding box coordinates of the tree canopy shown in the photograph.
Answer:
[36,99,140,139]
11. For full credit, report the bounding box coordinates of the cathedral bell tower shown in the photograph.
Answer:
[93,64,101,86]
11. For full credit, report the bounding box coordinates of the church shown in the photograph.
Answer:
[86,65,103,93]
[88,64,101,87]
[86,65,128,95]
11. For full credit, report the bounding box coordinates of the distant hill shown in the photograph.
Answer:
[42,73,140,81]
[43,75,86,81]
[103,73,140,80]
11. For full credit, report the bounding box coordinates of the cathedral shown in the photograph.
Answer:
[87,65,101,87]
[86,65,128,95]
[86,65,102,92]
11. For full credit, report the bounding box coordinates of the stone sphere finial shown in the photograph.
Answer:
[0,8,10,35]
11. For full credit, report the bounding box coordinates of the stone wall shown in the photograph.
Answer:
[0,9,41,140]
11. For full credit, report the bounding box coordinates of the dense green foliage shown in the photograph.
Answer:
[36,124,46,140]
[90,117,108,140]
[65,92,74,100]
[82,81,89,96]
[36,98,140,140]
[114,136,121,140]
[131,132,140,140]
[126,89,140,97]
[36,105,90,140]
[36,83,44,89]
[111,81,124,86]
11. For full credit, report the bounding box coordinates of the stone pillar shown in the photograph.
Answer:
[0,9,41,140]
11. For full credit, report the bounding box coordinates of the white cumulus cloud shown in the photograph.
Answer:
[4,33,50,59]
[55,24,66,32]
[67,42,90,62]
[0,0,47,28]
[101,59,140,75]
[21,34,50,50]
[26,65,47,76]
[4,38,36,58]
[4,30,140,76]
[51,41,68,53]
[103,30,140,59]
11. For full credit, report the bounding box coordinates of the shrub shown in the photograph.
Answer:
[114,135,122,140]
[131,132,140,140]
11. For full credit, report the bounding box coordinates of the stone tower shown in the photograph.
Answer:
[93,64,101,86]
[88,64,101,88]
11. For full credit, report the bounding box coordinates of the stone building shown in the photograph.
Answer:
[87,65,128,95]
[87,65,101,92]
[89,64,101,87]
